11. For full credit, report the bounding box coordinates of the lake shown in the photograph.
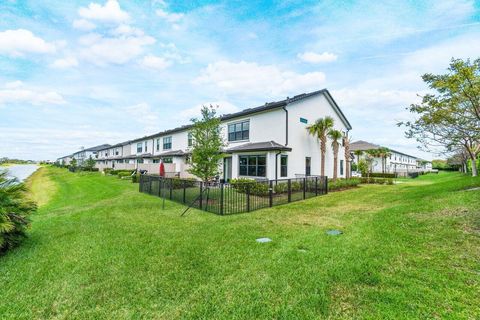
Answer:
[2,164,39,182]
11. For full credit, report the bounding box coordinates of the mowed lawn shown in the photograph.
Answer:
[1,168,479,319]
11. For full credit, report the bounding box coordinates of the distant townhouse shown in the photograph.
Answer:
[71,144,111,166]
[350,140,430,173]
[56,154,73,166]
[95,89,352,181]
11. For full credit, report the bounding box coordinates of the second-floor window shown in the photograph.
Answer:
[115,148,119,156]
[156,138,160,151]
[228,120,249,142]
[144,141,148,152]
[188,132,193,147]
[163,136,172,150]
[137,143,142,153]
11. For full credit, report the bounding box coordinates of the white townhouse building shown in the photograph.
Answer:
[57,154,73,166]
[94,89,352,181]
[350,140,428,173]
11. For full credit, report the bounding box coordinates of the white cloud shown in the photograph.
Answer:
[178,101,240,121]
[156,8,184,23]
[0,81,66,106]
[78,0,130,24]
[194,60,326,97]
[297,51,337,63]
[0,29,56,57]
[73,19,96,31]
[78,33,156,65]
[139,54,172,71]
[51,57,79,69]
[123,103,160,132]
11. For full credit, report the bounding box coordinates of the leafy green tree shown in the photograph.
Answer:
[70,158,77,169]
[307,116,334,177]
[400,58,480,176]
[357,159,369,177]
[328,129,343,180]
[84,156,96,170]
[188,105,225,182]
[0,171,36,254]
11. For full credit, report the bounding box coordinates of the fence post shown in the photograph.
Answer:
[183,180,186,204]
[315,177,318,196]
[303,177,306,199]
[148,176,152,194]
[269,180,273,207]
[139,175,142,192]
[220,183,224,215]
[325,177,328,194]
[247,183,251,212]
[199,182,203,210]
[169,179,173,199]
[288,179,291,203]
[158,177,162,197]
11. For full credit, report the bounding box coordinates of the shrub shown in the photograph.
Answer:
[328,178,360,191]
[110,169,134,176]
[0,171,36,254]
[366,173,397,178]
[131,174,140,183]
[103,168,113,175]
[359,177,394,185]
[230,178,269,196]
[117,172,132,179]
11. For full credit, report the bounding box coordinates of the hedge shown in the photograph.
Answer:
[364,173,397,178]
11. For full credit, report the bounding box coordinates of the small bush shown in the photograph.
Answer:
[359,177,394,185]
[366,173,397,178]
[117,172,132,178]
[230,178,269,196]
[131,174,140,183]
[0,172,36,254]
[328,178,360,191]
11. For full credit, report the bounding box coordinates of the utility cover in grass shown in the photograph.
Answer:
[326,230,342,236]
[256,237,272,243]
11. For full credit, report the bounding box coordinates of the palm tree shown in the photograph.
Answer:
[329,129,343,180]
[353,150,363,166]
[0,171,36,254]
[307,116,334,177]
[343,133,351,179]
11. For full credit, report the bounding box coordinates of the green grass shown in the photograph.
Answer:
[1,167,479,319]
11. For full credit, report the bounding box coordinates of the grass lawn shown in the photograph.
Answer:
[1,167,479,319]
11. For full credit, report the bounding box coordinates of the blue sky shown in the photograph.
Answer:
[1,0,479,160]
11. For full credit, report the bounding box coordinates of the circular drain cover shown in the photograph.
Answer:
[256,237,272,243]
[326,230,342,236]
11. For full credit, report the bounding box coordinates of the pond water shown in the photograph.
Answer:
[2,164,39,182]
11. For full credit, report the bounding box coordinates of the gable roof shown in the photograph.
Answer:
[83,144,111,152]
[129,89,352,143]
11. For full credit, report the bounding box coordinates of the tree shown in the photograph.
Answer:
[365,149,379,174]
[70,158,77,169]
[307,116,334,177]
[343,133,351,179]
[0,171,36,254]
[357,159,368,177]
[84,156,96,170]
[377,147,391,173]
[329,129,343,180]
[400,58,480,177]
[188,105,225,182]
[353,150,363,166]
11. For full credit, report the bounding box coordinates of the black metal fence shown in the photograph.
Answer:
[139,175,328,215]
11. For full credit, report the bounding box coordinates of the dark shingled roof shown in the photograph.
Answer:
[226,141,292,153]
[129,89,352,143]
[83,144,112,152]
[158,150,186,157]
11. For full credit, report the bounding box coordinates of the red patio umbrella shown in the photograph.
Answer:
[159,161,165,177]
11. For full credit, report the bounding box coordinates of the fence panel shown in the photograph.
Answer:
[139,175,328,215]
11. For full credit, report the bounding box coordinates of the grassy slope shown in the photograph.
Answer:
[0,168,479,319]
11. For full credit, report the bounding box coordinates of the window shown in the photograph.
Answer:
[228,120,249,141]
[280,155,288,177]
[144,141,148,152]
[188,132,193,147]
[136,143,142,153]
[239,155,266,177]
[156,139,160,151]
[115,148,119,156]
[305,157,311,176]
[163,136,172,150]
[105,151,108,157]
[153,159,160,164]
[162,157,173,163]
[137,158,144,164]
[340,160,344,175]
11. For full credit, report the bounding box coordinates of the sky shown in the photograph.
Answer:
[1,0,480,161]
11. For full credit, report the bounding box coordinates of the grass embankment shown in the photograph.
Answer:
[1,168,479,319]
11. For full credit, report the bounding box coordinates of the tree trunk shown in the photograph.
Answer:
[333,156,338,180]
[472,158,478,177]
[320,138,326,177]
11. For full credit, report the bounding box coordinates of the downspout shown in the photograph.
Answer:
[275,151,281,180]
[282,103,289,147]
